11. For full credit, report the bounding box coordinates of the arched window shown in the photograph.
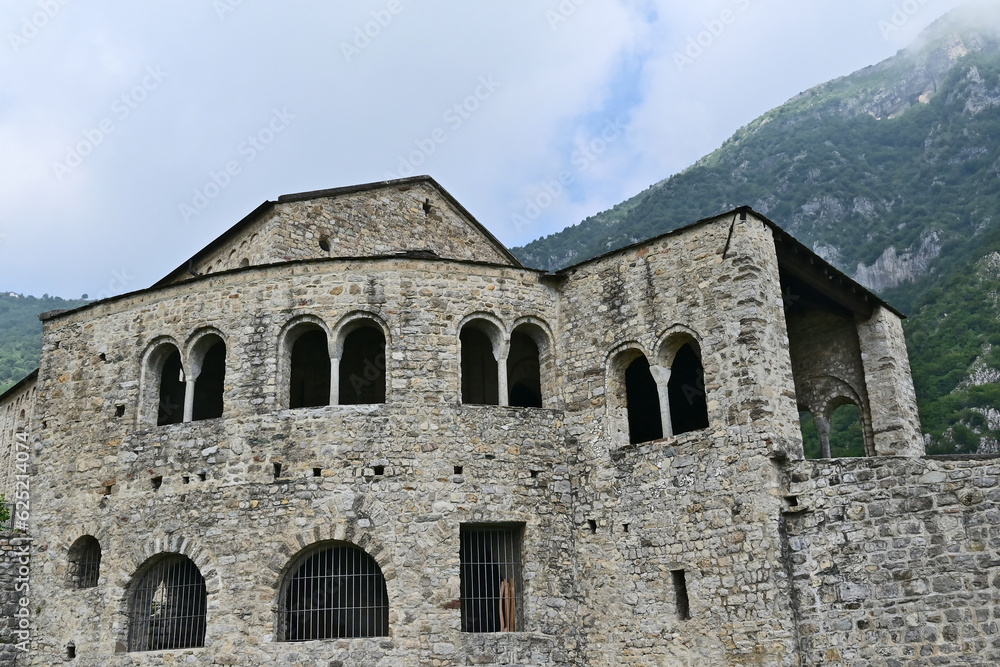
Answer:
[279,542,389,641]
[148,343,185,426]
[68,536,101,589]
[667,343,709,435]
[624,354,663,444]
[191,335,226,421]
[127,554,207,652]
[290,328,331,409]
[338,324,386,405]
[507,326,542,408]
[461,321,500,405]
[827,402,866,458]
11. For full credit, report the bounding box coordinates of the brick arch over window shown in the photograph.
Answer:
[507,318,554,409]
[126,553,207,652]
[607,344,664,446]
[278,315,333,409]
[277,541,390,641]
[333,313,389,406]
[187,330,227,421]
[459,314,506,406]
[67,535,102,589]
[139,337,186,426]
[656,330,710,436]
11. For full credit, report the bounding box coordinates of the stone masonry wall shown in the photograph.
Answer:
[557,215,805,666]
[180,181,513,280]
[784,455,1000,666]
[0,381,35,500]
[28,257,578,666]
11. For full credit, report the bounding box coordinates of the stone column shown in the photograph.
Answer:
[857,306,923,456]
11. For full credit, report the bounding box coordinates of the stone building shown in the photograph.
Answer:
[0,175,997,666]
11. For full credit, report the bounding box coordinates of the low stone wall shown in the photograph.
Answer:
[0,535,31,667]
[784,455,1000,666]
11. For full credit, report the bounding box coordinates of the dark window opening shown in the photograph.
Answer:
[454,466,463,475]
[182,476,190,485]
[115,404,125,418]
[312,467,322,478]
[507,330,542,408]
[319,235,331,252]
[66,644,76,660]
[290,329,330,409]
[339,326,386,405]
[279,544,389,641]
[157,349,185,426]
[273,462,282,479]
[372,465,384,476]
[69,536,101,589]
[672,569,691,620]
[667,344,709,435]
[151,476,162,491]
[192,339,226,421]
[625,355,662,444]
[587,519,597,534]
[127,555,207,652]
[460,524,522,633]
[461,327,498,405]
[197,472,207,482]
[99,353,107,362]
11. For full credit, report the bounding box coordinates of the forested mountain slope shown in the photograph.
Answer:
[0,293,88,394]
[514,4,1000,454]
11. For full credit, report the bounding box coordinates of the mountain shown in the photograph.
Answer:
[513,2,1000,455]
[0,293,89,394]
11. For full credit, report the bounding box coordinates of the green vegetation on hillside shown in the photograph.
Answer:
[514,17,1000,454]
[0,293,88,394]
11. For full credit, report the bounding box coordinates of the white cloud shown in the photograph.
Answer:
[0,0,984,295]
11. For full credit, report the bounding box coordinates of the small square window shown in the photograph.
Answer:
[460,523,523,632]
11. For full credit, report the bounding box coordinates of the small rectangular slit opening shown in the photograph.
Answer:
[312,467,322,478]
[198,472,207,482]
[672,569,691,620]
[373,465,385,476]
[151,476,162,491]
[587,519,597,534]
[273,462,282,479]
[182,475,190,485]
[454,465,463,475]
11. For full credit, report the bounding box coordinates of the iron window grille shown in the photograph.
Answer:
[69,536,101,589]
[279,543,389,641]
[460,523,523,632]
[127,555,207,652]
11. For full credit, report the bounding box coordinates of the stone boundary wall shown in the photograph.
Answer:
[784,455,1000,666]
[0,535,31,667]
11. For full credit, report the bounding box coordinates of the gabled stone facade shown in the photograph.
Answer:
[0,176,995,666]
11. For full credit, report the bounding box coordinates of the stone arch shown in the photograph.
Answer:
[606,342,663,446]
[276,539,390,640]
[67,535,102,589]
[185,329,227,421]
[278,314,334,410]
[459,313,506,406]
[112,537,220,653]
[332,311,390,405]
[655,327,710,436]
[507,317,555,409]
[139,337,186,426]
[796,375,874,458]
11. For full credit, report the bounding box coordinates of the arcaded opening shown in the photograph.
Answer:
[127,554,206,652]
[192,338,226,421]
[339,325,386,405]
[507,329,542,408]
[828,402,866,458]
[157,348,185,426]
[799,410,823,458]
[68,535,101,589]
[290,329,331,409]
[278,542,389,641]
[461,326,499,405]
[668,343,709,435]
[625,355,663,444]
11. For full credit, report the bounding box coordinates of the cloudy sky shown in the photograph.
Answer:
[0,0,973,298]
